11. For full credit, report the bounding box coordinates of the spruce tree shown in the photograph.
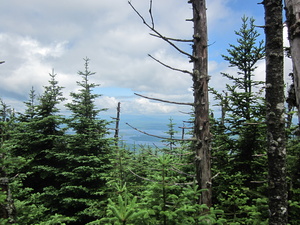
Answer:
[61,57,112,224]
[0,99,16,223]
[212,16,266,182]
[210,16,268,223]
[20,70,66,194]
[7,71,71,224]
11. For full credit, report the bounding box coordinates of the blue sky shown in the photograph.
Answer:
[0,0,291,119]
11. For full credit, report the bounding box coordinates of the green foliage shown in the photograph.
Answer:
[98,183,150,225]
[161,117,179,151]
[121,140,226,224]
[210,16,268,224]
[0,99,18,223]
[287,136,300,224]
[55,58,112,224]
[1,20,292,224]
[12,184,74,225]
[2,62,114,224]
[4,73,68,223]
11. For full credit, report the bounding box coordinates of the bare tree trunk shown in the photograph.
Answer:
[129,0,212,207]
[0,167,15,223]
[190,0,212,207]
[114,102,121,146]
[264,0,288,224]
[285,0,300,124]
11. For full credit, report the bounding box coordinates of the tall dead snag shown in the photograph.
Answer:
[264,0,288,224]
[285,0,300,125]
[114,102,121,146]
[190,0,212,207]
[129,0,212,207]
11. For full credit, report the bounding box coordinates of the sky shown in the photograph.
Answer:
[0,0,292,120]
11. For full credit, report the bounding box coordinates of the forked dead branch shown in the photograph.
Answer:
[128,0,212,207]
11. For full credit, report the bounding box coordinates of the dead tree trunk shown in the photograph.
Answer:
[264,0,288,224]
[190,0,212,207]
[114,102,121,146]
[285,0,300,125]
[129,0,212,207]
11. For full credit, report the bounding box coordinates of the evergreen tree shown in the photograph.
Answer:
[7,71,70,224]
[212,16,266,182]
[210,16,268,223]
[19,87,38,122]
[0,99,16,223]
[61,57,112,224]
[161,117,179,152]
[20,70,66,194]
[103,143,225,225]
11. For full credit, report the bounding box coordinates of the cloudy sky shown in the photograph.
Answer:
[0,0,290,118]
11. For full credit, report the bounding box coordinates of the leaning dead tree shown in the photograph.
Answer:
[285,0,300,125]
[263,0,288,224]
[129,0,212,207]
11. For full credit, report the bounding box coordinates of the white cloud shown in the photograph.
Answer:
[123,97,184,115]
[0,34,67,99]
[0,0,279,117]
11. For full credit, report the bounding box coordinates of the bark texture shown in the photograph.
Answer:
[0,173,15,223]
[191,0,212,207]
[264,0,288,224]
[285,0,300,124]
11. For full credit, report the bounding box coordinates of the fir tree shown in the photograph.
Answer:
[61,57,112,224]
[0,99,16,223]
[212,16,266,183]
[162,117,179,152]
[7,71,70,224]
[210,16,268,223]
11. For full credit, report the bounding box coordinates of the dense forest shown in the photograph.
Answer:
[1,0,300,224]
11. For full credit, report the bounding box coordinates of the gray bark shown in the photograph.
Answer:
[190,0,212,207]
[264,0,288,224]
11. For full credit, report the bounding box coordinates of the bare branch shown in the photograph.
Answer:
[178,126,194,129]
[174,162,194,166]
[128,168,159,183]
[250,180,267,184]
[211,172,220,180]
[179,111,194,115]
[128,168,196,186]
[150,33,193,42]
[128,1,195,60]
[148,54,193,76]
[170,166,195,177]
[243,122,262,125]
[253,154,267,157]
[149,0,154,28]
[161,151,193,156]
[134,93,194,106]
[126,122,196,141]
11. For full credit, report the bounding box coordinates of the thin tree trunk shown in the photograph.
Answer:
[114,102,121,146]
[264,0,288,224]
[191,0,212,207]
[0,167,15,223]
[285,0,300,125]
